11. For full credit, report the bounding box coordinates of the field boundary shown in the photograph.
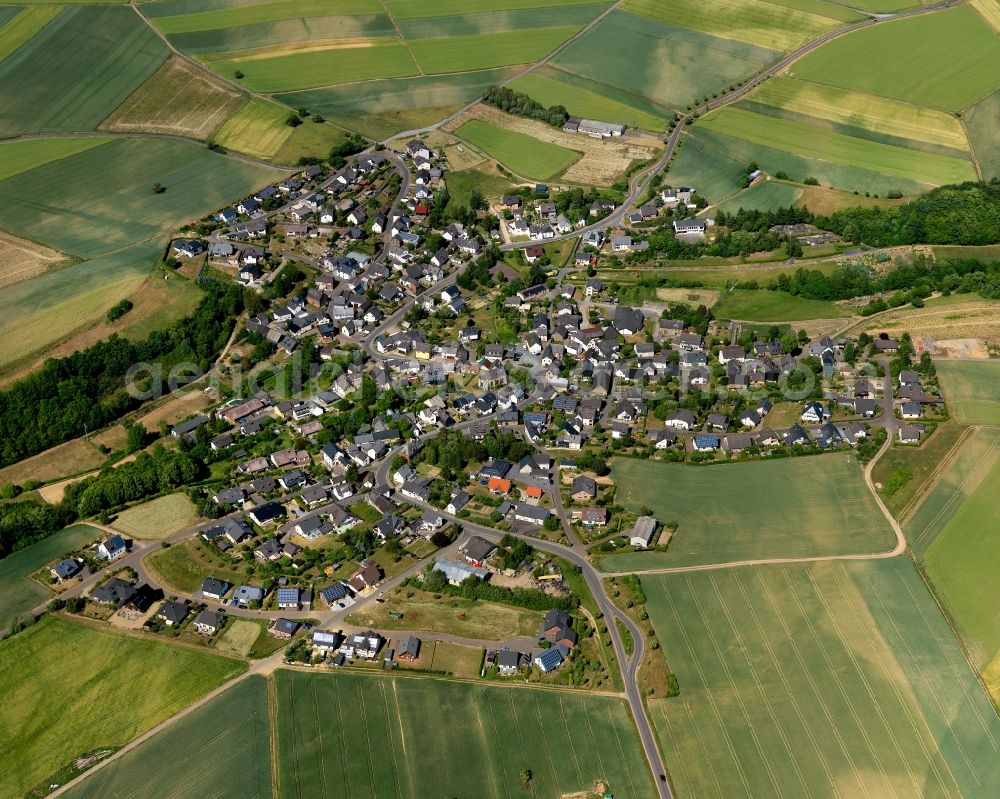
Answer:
[895,424,978,529]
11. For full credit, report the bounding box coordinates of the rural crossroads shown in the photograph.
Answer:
[30,2,960,796]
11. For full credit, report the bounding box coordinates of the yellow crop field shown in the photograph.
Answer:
[212,97,293,158]
[971,0,1000,35]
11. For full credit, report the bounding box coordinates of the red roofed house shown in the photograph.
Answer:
[487,477,512,495]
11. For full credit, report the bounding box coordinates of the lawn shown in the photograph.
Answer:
[966,89,1000,184]
[0,242,160,373]
[275,669,654,798]
[216,618,264,657]
[622,0,859,52]
[409,26,582,73]
[715,181,802,214]
[0,523,103,630]
[100,55,245,140]
[746,76,971,152]
[510,67,669,132]
[712,289,850,322]
[601,454,896,570]
[870,420,966,520]
[201,41,418,93]
[0,138,277,257]
[937,359,1000,424]
[788,6,1000,112]
[921,432,1000,688]
[145,537,247,594]
[444,168,515,212]
[212,97,293,159]
[395,639,483,677]
[551,10,779,112]
[60,676,271,799]
[697,108,976,186]
[456,119,579,180]
[644,559,1000,799]
[0,616,245,799]
[345,587,542,639]
[0,6,168,137]
[111,493,201,540]
[0,6,60,63]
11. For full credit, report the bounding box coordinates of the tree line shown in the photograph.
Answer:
[484,85,569,128]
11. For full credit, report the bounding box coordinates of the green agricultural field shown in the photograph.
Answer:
[61,677,271,799]
[0,242,160,372]
[622,0,860,52]
[697,108,976,186]
[0,6,60,63]
[920,433,1000,685]
[0,137,110,182]
[906,427,1000,555]
[936,359,1000,424]
[111,493,201,540]
[0,138,277,257]
[386,0,599,16]
[746,77,971,152]
[147,0,378,33]
[711,288,849,321]
[689,127,932,197]
[212,97,293,158]
[788,6,1000,111]
[0,523,103,631]
[398,3,607,39]
[278,67,519,138]
[202,41,418,93]
[275,669,654,798]
[0,616,245,799]
[715,180,803,213]
[644,559,1000,799]
[665,133,747,203]
[456,119,579,180]
[165,13,395,55]
[445,168,515,211]
[552,10,779,112]
[274,120,353,165]
[602,454,895,570]
[409,26,581,73]
[0,7,168,137]
[966,89,1000,182]
[510,68,669,132]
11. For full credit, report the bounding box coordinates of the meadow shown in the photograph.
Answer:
[665,134,747,203]
[275,669,654,798]
[644,559,1000,799]
[697,108,976,187]
[0,523,103,630]
[0,242,160,374]
[0,138,276,257]
[0,6,60,63]
[716,180,802,213]
[202,41,418,93]
[212,97,294,158]
[918,430,1000,688]
[966,89,1000,182]
[61,677,272,799]
[101,55,245,140]
[690,127,932,197]
[510,68,670,132]
[936,359,1000,424]
[551,10,779,112]
[788,6,1000,111]
[445,168,515,212]
[601,454,895,570]
[111,493,201,540]
[621,0,860,52]
[278,67,519,139]
[0,616,245,799]
[711,288,849,321]
[408,26,581,73]
[746,77,971,152]
[456,119,579,180]
[0,6,168,137]
[146,537,247,594]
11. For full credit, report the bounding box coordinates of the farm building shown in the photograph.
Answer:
[630,516,658,549]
